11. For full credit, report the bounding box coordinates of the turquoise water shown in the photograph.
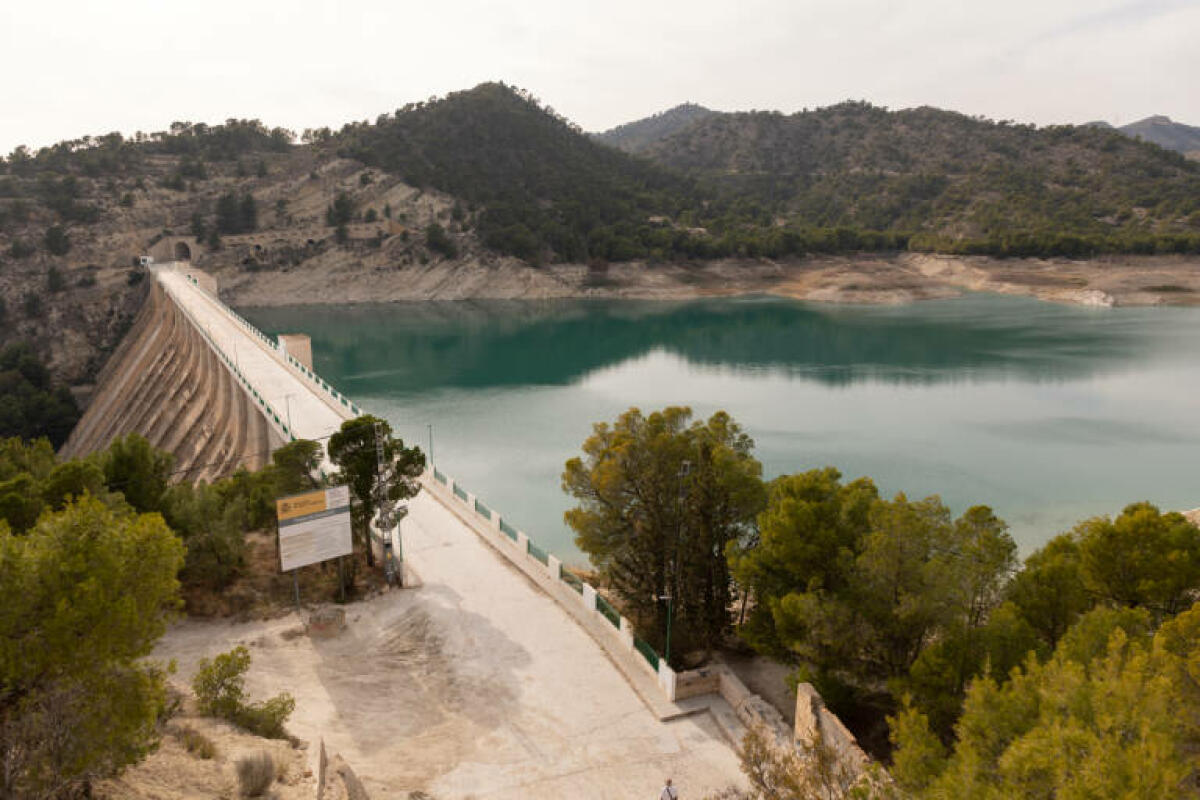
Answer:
[242,294,1200,564]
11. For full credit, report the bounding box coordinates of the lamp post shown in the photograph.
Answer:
[427,423,434,466]
[659,459,691,667]
[657,592,674,665]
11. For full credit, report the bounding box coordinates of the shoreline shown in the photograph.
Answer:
[210,252,1200,310]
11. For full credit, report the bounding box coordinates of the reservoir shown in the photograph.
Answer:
[243,293,1200,564]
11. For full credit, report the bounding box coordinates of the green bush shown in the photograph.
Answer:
[192,646,249,719]
[425,222,458,258]
[44,225,70,256]
[192,646,295,739]
[235,694,296,739]
[46,266,65,293]
[20,292,41,317]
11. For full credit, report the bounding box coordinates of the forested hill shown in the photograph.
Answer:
[593,103,716,153]
[335,86,1200,261]
[632,101,1200,250]
[335,83,700,263]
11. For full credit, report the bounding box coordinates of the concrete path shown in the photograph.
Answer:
[153,266,747,797]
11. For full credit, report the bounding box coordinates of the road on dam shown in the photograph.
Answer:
[153,266,746,797]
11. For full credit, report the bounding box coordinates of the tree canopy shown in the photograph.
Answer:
[0,497,185,798]
[0,343,80,448]
[328,415,424,568]
[890,602,1200,798]
[563,406,765,659]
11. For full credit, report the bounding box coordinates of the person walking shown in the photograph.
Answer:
[659,777,679,800]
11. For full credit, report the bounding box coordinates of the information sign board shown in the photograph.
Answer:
[276,485,352,571]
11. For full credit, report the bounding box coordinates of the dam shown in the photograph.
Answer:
[61,263,865,797]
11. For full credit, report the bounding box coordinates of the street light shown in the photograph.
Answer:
[656,592,674,665]
[658,459,692,667]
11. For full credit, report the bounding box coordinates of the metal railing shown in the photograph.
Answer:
[527,539,549,565]
[634,637,660,670]
[595,595,621,629]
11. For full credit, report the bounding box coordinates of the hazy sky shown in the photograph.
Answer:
[2,0,1197,154]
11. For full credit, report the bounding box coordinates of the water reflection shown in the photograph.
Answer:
[241,293,1200,558]
[244,294,1170,392]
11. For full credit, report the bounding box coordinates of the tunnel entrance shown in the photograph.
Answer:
[174,241,192,261]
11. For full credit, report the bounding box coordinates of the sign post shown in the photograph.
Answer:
[276,485,354,604]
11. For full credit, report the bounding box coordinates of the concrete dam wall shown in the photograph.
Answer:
[60,279,282,481]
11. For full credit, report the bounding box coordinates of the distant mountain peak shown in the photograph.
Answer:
[594,103,718,153]
[1118,114,1200,154]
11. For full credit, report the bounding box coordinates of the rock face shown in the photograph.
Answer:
[59,278,281,481]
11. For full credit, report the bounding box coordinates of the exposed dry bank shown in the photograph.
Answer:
[214,253,1200,309]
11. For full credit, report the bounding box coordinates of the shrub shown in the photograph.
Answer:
[192,646,295,739]
[9,239,34,259]
[326,192,355,226]
[47,266,65,292]
[193,646,249,719]
[235,752,275,797]
[21,291,42,317]
[235,694,296,739]
[175,725,217,759]
[425,222,458,258]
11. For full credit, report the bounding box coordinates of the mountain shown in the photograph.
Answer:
[1118,115,1200,155]
[593,103,717,153]
[632,101,1200,248]
[335,82,695,263]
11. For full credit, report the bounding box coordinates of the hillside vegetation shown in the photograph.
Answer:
[336,82,697,263]
[337,85,1200,262]
[634,101,1200,254]
[593,102,716,153]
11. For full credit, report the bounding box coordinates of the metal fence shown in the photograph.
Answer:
[634,637,660,670]
[527,539,549,565]
[499,518,519,541]
[560,569,584,594]
[595,594,621,628]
